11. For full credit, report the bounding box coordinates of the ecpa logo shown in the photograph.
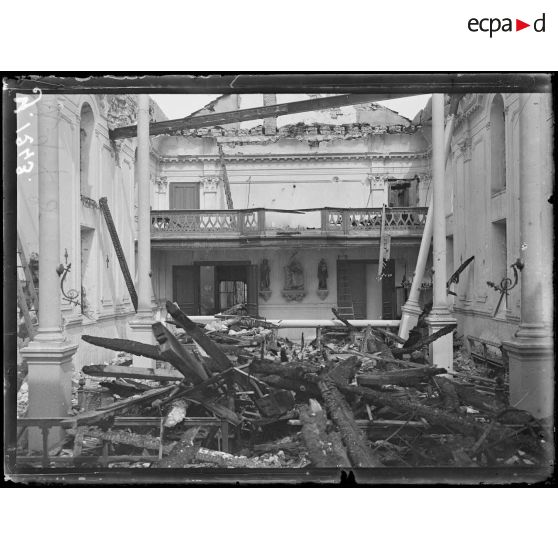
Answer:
[468,13,546,37]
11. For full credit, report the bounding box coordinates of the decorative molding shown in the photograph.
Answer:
[281,289,307,302]
[106,94,138,130]
[454,94,484,131]
[282,257,306,302]
[259,289,272,302]
[200,175,220,193]
[160,151,430,165]
[316,289,329,301]
[368,174,386,188]
[155,176,168,194]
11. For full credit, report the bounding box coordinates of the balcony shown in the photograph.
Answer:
[150,207,428,242]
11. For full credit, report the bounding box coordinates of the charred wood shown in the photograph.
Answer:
[82,364,183,383]
[152,322,209,383]
[82,335,160,361]
[299,399,351,467]
[318,377,383,467]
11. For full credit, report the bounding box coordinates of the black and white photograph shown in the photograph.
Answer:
[3,73,554,485]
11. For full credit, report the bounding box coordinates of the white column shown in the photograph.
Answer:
[503,93,553,418]
[128,95,155,366]
[137,95,151,317]
[20,95,77,450]
[399,114,456,340]
[398,205,433,338]
[425,94,456,371]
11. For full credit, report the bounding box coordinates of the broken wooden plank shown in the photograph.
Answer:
[318,376,383,467]
[249,359,321,377]
[185,395,242,426]
[82,426,175,454]
[434,376,503,414]
[82,335,161,361]
[152,322,209,383]
[357,366,445,387]
[60,385,176,428]
[328,355,361,385]
[299,399,351,467]
[394,324,457,355]
[342,349,424,369]
[333,382,517,443]
[167,301,234,372]
[82,364,183,382]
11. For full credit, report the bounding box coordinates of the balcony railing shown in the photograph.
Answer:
[150,207,428,239]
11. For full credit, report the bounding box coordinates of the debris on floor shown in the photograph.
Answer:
[17,301,552,469]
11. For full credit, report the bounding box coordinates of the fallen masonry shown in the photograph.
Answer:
[16,302,552,470]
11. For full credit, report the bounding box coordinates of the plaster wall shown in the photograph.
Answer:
[447,93,554,346]
[17,94,139,368]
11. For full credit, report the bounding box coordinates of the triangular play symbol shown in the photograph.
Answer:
[516,19,530,31]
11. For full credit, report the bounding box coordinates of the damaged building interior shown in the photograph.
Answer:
[10,74,554,476]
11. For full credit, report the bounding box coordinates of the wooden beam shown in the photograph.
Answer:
[166,301,233,372]
[82,364,183,382]
[152,322,209,384]
[109,93,412,139]
[81,334,161,361]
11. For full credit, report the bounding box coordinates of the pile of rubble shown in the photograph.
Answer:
[19,301,551,469]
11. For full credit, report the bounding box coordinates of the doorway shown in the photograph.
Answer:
[172,262,259,316]
[336,259,396,320]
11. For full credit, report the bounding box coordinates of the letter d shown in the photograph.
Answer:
[534,13,545,32]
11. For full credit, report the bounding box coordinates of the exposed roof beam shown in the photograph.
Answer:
[109,93,412,140]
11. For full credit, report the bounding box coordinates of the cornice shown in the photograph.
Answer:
[160,151,430,164]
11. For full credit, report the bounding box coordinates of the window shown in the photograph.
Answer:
[388,180,413,207]
[79,103,95,198]
[490,95,506,194]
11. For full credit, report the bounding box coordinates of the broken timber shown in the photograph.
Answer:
[357,366,445,388]
[82,364,184,383]
[318,376,383,467]
[166,301,233,372]
[152,321,209,383]
[109,93,412,140]
[299,399,351,467]
[98,197,138,311]
[82,335,161,361]
[394,324,457,355]
[80,426,175,455]
[218,144,234,210]
[60,385,176,428]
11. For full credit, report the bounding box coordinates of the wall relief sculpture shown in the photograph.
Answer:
[282,257,306,302]
[259,258,272,301]
[317,258,329,300]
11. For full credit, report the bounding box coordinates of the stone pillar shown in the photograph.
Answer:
[128,95,155,367]
[425,94,456,371]
[503,94,553,419]
[20,95,78,450]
